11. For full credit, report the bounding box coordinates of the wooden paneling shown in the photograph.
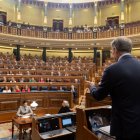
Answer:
[0,101,18,111]
[86,93,111,108]
[0,92,73,110]
[0,91,73,123]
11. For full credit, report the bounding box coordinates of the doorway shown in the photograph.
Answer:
[53,19,63,32]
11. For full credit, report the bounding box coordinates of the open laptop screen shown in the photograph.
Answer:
[62,118,72,127]
[38,118,59,133]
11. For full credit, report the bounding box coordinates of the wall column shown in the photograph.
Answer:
[42,47,47,62]
[93,1,98,38]
[126,3,129,23]
[120,0,125,36]
[102,50,111,65]
[94,1,98,27]
[99,50,102,67]
[16,45,20,61]
[17,0,21,21]
[44,2,48,25]
[93,47,97,64]
[120,0,125,23]
[14,0,17,21]
[121,0,125,23]
[69,3,73,27]
[68,48,73,63]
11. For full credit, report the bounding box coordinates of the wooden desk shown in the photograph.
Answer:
[11,109,58,140]
[12,116,32,140]
[32,112,76,140]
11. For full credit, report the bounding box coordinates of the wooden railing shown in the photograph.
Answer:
[0,25,140,39]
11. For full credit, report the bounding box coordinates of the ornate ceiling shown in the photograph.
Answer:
[37,0,103,4]
[21,0,123,5]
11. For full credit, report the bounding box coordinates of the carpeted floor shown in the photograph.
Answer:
[0,123,31,140]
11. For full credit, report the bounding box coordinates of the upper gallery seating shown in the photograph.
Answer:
[0,21,140,39]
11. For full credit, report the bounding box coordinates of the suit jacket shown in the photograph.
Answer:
[91,55,140,139]
[58,106,71,114]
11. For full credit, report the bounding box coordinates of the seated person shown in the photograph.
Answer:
[71,85,77,98]
[2,76,7,82]
[14,85,21,92]
[31,66,36,70]
[27,71,30,75]
[22,85,30,92]
[39,77,45,83]
[58,100,71,114]
[2,86,11,93]
[7,70,14,75]
[10,77,16,83]
[29,77,36,82]
[20,77,25,82]
[16,71,23,75]
[58,71,61,76]
[74,79,79,83]
[51,71,54,76]
[46,78,51,82]
[16,100,33,117]
[59,86,64,91]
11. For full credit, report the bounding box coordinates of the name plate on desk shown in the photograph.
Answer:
[40,128,72,139]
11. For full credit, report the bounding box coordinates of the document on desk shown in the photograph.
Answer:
[98,125,110,135]
[40,128,72,139]
[98,126,116,139]
[66,126,76,133]
[21,115,30,118]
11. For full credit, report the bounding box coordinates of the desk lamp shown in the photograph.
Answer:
[30,101,38,116]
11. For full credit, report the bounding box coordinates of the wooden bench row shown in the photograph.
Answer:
[0,69,94,81]
[3,61,94,68]
[0,82,81,97]
[0,75,84,83]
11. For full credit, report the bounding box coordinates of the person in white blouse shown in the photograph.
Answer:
[2,86,11,93]
[16,100,33,117]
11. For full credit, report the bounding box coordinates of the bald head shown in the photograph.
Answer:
[62,100,69,107]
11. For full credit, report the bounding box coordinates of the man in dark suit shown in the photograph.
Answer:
[89,37,140,140]
[58,100,71,114]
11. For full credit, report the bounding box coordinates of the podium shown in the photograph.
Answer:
[32,112,76,140]
[76,106,113,140]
